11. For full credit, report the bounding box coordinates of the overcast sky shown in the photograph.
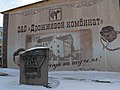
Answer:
[0,0,42,27]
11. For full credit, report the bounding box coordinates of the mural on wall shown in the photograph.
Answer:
[26,29,92,70]
[6,0,120,71]
[100,26,120,51]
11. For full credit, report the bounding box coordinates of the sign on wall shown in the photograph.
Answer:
[6,0,120,71]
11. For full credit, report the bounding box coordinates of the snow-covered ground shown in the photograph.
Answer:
[0,68,120,90]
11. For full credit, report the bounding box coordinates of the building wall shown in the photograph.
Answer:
[0,27,3,67]
[2,0,120,71]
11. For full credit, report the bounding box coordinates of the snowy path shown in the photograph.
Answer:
[0,68,120,90]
